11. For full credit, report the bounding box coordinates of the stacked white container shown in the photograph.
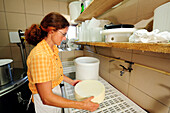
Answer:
[74,57,100,80]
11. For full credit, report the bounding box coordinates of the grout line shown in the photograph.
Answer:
[4,11,25,14]
[23,0,27,28]
[42,0,44,16]
[4,11,44,16]
[3,0,13,61]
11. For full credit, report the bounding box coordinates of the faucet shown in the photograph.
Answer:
[119,62,133,76]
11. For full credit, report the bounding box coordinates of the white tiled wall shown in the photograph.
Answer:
[132,50,170,73]
[0,46,12,59]
[6,13,26,30]
[26,14,43,27]
[84,46,170,113]
[0,0,69,68]
[43,0,59,15]
[0,30,9,46]
[130,65,170,107]
[59,50,84,62]
[0,0,4,11]
[4,0,25,13]
[25,0,43,15]
[128,85,169,113]
[0,12,7,29]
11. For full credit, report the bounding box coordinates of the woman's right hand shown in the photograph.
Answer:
[81,96,99,112]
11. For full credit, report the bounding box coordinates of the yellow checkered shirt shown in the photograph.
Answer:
[27,39,63,94]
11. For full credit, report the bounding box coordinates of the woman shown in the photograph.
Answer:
[25,12,99,113]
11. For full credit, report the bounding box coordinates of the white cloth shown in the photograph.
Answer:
[33,85,62,113]
[129,29,170,43]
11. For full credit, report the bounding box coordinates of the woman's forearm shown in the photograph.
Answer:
[43,92,84,109]
[36,80,99,112]
[63,74,74,85]
[36,81,83,109]
[43,92,98,112]
[63,75,81,86]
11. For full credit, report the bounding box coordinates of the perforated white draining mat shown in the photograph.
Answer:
[63,77,147,113]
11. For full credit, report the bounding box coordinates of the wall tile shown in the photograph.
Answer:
[128,85,169,113]
[0,46,12,59]
[132,53,170,72]
[130,65,170,107]
[109,74,129,96]
[25,0,43,15]
[0,0,4,11]
[97,54,110,73]
[61,58,74,62]
[83,49,94,57]
[26,14,43,28]
[0,30,10,46]
[59,1,68,15]
[0,12,7,29]
[133,50,170,59]
[13,61,23,68]
[11,46,22,62]
[43,0,59,15]
[61,50,74,59]
[74,50,84,58]
[111,48,132,61]
[99,70,110,83]
[92,52,100,59]
[6,13,26,30]
[4,0,25,13]
[96,46,111,57]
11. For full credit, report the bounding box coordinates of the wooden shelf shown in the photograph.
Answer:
[74,42,170,53]
[75,0,123,22]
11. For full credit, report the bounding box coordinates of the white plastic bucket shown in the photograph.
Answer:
[101,28,136,42]
[74,57,100,80]
[69,1,81,22]
[153,2,170,32]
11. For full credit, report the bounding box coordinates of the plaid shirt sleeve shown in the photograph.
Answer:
[29,54,51,83]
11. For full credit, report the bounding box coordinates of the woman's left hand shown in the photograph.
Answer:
[71,80,82,86]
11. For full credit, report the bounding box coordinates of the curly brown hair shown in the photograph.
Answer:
[25,12,70,46]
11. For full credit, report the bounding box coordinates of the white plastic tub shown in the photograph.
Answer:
[74,57,100,80]
[101,28,136,42]
[69,1,81,24]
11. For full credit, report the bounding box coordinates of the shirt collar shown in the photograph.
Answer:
[41,39,59,56]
